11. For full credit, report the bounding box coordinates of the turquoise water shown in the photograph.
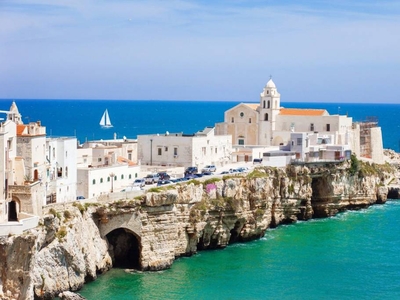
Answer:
[79,201,400,299]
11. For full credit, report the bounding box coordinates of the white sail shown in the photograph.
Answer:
[100,109,113,128]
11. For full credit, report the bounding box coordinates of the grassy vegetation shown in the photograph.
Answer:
[203,178,221,185]
[72,202,86,214]
[187,179,202,186]
[63,210,72,220]
[246,169,268,179]
[56,226,67,242]
[148,187,163,193]
[349,154,395,179]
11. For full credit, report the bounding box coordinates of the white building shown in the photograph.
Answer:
[0,102,40,235]
[215,79,384,164]
[80,137,138,164]
[137,127,232,169]
[46,137,78,204]
[77,142,140,198]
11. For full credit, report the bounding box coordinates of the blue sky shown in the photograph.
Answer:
[1,0,399,103]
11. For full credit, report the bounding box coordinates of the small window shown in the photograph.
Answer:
[121,174,124,179]
[100,178,103,183]
[231,117,234,123]
[249,118,251,123]
[310,123,314,131]
[114,175,117,181]
[264,113,269,121]
[107,177,110,182]
[297,138,302,146]
[263,101,266,108]
[327,124,330,131]
[240,112,244,118]
[65,166,68,177]
[174,147,178,156]
[267,100,270,109]
[158,148,162,155]
[92,179,96,185]
[129,174,132,179]
[267,90,269,95]
[238,139,244,145]
[165,147,168,151]
[98,158,102,162]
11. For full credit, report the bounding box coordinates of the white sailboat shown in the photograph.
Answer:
[99,109,113,128]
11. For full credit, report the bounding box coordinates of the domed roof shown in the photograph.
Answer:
[266,78,276,88]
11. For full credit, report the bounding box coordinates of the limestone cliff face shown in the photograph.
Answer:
[0,205,112,300]
[0,161,396,299]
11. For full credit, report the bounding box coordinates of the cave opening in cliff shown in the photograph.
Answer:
[106,228,141,269]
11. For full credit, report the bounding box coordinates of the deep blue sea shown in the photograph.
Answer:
[1,99,400,151]
[1,99,400,299]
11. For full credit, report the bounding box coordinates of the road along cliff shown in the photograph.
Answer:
[0,157,398,299]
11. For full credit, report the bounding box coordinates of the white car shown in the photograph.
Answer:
[202,165,217,173]
[120,186,141,192]
[132,178,145,188]
[145,174,160,184]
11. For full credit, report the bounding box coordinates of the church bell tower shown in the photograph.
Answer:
[259,78,281,146]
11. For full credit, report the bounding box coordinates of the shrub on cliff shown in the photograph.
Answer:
[349,154,360,176]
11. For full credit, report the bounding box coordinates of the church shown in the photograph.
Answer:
[215,79,384,164]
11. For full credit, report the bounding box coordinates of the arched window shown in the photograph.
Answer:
[100,178,103,183]
[264,113,269,121]
[267,90,269,94]
[267,100,270,109]
[263,101,266,108]
[92,179,96,185]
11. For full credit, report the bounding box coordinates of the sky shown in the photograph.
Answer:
[1,0,400,103]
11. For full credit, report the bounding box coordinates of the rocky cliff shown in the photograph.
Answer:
[0,158,397,299]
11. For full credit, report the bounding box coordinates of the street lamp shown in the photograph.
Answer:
[150,139,153,166]
[110,172,115,193]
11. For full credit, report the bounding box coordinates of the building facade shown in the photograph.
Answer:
[215,79,384,164]
[137,127,232,169]
[46,137,78,204]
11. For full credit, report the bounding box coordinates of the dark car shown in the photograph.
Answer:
[157,180,172,186]
[157,172,171,180]
[184,166,198,176]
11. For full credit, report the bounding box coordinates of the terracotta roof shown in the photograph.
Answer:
[17,125,26,135]
[279,108,327,116]
[117,156,136,166]
[243,103,259,110]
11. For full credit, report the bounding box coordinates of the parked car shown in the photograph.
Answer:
[157,172,171,180]
[202,165,216,173]
[132,178,145,188]
[76,196,85,200]
[184,166,198,176]
[145,174,160,184]
[236,167,250,173]
[157,180,172,186]
[202,171,213,176]
[253,158,263,165]
[121,186,141,192]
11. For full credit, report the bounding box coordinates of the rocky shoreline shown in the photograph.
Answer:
[1,156,399,299]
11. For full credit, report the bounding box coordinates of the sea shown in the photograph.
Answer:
[1,99,400,299]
